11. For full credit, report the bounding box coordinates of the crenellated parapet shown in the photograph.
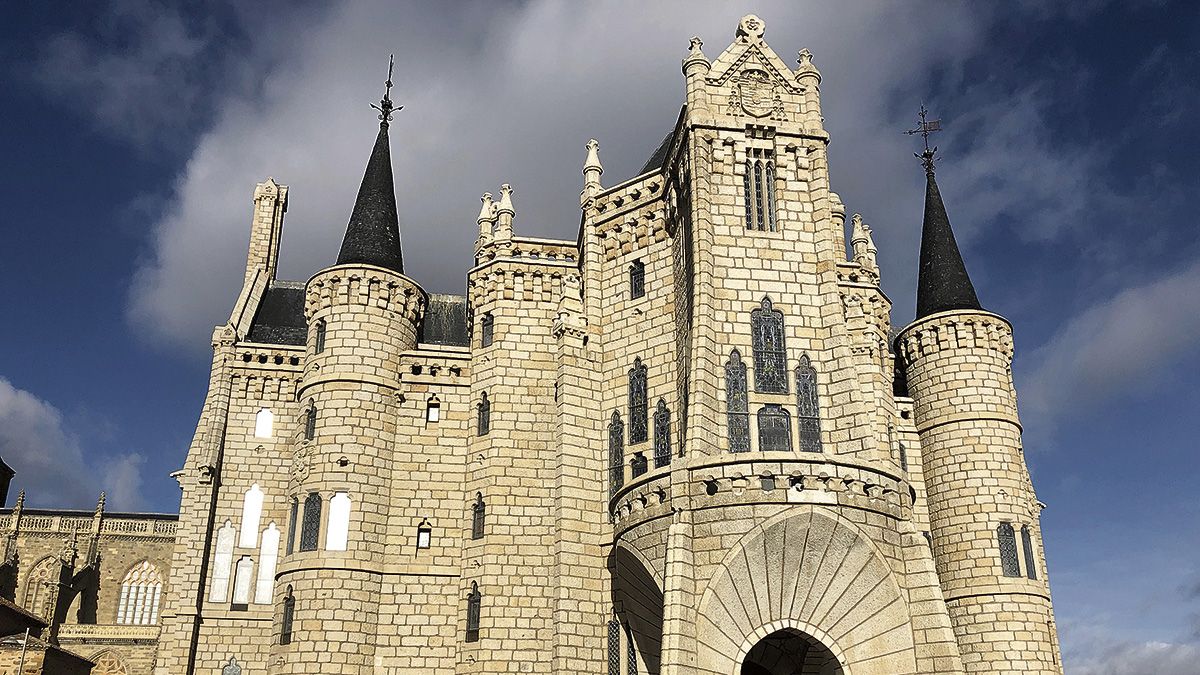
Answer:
[304,264,426,325]
[898,309,1014,363]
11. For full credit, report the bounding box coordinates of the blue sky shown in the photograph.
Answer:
[0,2,1197,672]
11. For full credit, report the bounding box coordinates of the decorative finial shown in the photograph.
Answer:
[477,193,495,224]
[370,54,402,125]
[904,105,942,175]
[496,184,514,216]
[689,36,704,54]
[13,490,24,512]
[95,491,106,516]
[737,15,765,44]
[583,139,603,174]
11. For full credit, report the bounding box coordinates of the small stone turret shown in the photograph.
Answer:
[795,48,823,130]
[494,183,515,244]
[682,36,710,113]
[850,213,878,275]
[476,191,496,255]
[898,161,1061,673]
[246,178,288,283]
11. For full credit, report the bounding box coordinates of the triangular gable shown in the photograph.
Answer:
[706,15,800,93]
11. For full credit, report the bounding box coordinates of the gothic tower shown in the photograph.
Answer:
[895,152,1063,673]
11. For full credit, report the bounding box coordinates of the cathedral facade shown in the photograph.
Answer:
[2,14,1063,675]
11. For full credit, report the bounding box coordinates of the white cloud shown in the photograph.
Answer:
[1067,640,1200,675]
[0,377,146,511]
[1020,259,1200,425]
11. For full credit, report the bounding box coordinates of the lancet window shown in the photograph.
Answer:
[471,493,485,540]
[743,149,777,232]
[314,319,326,354]
[280,585,295,645]
[304,403,316,441]
[254,409,273,438]
[116,561,163,625]
[609,412,624,498]
[286,498,298,554]
[299,493,321,552]
[725,350,750,453]
[751,298,787,393]
[627,625,638,675]
[653,399,671,468]
[630,260,645,300]
[795,355,822,452]
[239,483,264,548]
[478,392,490,436]
[480,313,494,348]
[757,405,792,452]
[628,358,648,444]
[998,522,1020,577]
[231,556,254,609]
[630,453,648,479]
[465,582,481,642]
[607,617,621,675]
[1022,526,1038,580]
[209,521,235,602]
[255,523,279,604]
[326,492,351,551]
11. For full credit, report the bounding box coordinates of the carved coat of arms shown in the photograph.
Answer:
[734,67,776,118]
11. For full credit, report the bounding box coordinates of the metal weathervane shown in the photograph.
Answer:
[371,54,401,124]
[905,105,942,175]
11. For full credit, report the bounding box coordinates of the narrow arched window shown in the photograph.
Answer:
[280,585,295,645]
[209,520,235,602]
[478,392,490,436]
[751,297,787,393]
[629,358,648,444]
[116,560,163,625]
[753,159,766,230]
[1022,526,1038,580]
[480,312,494,348]
[231,556,254,609]
[725,350,750,453]
[239,483,264,548]
[24,557,56,620]
[630,260,645,300]
[607,617,621,675]
[465,582,481,642]
[653,399,671,468]
[630,452,647,479]
[765,159,777,232]
[471,493,485,540]
[899,442,909,471]
[743,159,754,230]
[627,624,638,675]
[299,493,321,552]
[314,319,326,354]
[255,523,280,604]
[744,150,777,231]
[426,395,441,423]
[304,403,316,441]
[326,492,351,551]
[608,412,624,498]
[998,522,1020,577]
[254,409,273,438]
[286,498,298,554]
[758,405,792,452]
[795,355,822,452]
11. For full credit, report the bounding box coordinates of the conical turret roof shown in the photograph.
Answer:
[336,117,404,273]
[915,169,981,319]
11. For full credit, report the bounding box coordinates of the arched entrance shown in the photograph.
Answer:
[741,629,844,675]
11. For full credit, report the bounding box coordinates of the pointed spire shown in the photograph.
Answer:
[494,184,514,242]
[915,169,982,319]
[582,140,603,201]
[336,57,405,273]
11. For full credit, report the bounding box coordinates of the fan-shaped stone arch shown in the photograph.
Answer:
[609,543,664,675]
[696,507,917,675]
[89,649,129,675]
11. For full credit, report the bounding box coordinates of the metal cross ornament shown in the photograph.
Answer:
[905,105,942,174]
[372,54,402,123]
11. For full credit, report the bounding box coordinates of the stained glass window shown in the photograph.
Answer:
[758,405,792,452]
[629,359,649,444]
[609,412,624,498]
[299,493,321,553]
[725,350,750,453]
[478,392,490,436]
[607,618,621,675]
[743,160,754,231]
[765,160,777,232]
[280,585,295,645]
[653,399,671,468]
[998,523,1020,577]
[1022,526,1038,580]
[286,498,298,554]
[481,313,494,348]
[465,582,481,642]
[795,354,821,453]
[304,404,316,441]
[751,298,787,393]
[744,151,777,231]
[471,493,485,540]
[630,260,645,300]
[631,453,647,479]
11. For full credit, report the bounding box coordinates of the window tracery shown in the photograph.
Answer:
[757,404,792,452]
[998,522,1020,577]
[795,354,822,452]
[725,350,750,453]
[629,358,648,444]
[751,298,787,393]
[653,399,671,468]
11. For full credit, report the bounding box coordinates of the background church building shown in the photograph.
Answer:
[0,15,1062,675]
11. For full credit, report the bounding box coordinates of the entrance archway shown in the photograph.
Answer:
[741,628,844,675]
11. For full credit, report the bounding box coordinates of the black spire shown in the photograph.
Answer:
[915,158,982,319]
[336,56,405,273]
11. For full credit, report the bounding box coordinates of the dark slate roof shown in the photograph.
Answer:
[638,132,674,175]
[336,122,405,273]
[420,294,469,347]
[915,171,982,319]
[246,282,307,345]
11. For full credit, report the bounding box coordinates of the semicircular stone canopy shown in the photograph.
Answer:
[696,507,918,675]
